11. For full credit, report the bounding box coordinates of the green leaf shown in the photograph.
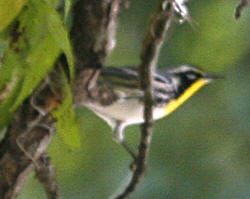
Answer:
[11,35,60,110]
[0,0,28,32]
[52,78,81,150]
[0,0,78,146]
[64,0,73,24]
[0,49,24,128]
[35,0,75,80]
[0,37,8,63]
[10,0,66,110]
[0,49,21,90]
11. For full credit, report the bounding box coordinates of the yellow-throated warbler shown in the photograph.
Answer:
[84,65,221,155]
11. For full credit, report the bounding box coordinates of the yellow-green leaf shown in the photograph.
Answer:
[52,80,81,149]
[0,49,24,128]
[11,35,60,110]
[64,0,72,24]
[0,0,28,32]
[34,0,75,80]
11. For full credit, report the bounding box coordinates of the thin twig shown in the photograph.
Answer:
[35,154,60,199]
[235,0,249,19]
[114,1,175,198]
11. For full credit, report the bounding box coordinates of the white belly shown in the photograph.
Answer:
[85,98,166,126]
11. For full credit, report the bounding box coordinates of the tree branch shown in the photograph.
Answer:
[35,153,60,199]
[0,113,55,199]
[235,0,249,19]
[114,1,175,198]
[72,0,125,106]
[0,68,61,199]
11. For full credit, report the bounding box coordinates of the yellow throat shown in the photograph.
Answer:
[165,79,206,115]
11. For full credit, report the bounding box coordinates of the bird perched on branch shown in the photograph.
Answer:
[83,65,221,158]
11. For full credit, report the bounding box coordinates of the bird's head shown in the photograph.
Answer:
[159,65,223,115]
[162,65,222,97]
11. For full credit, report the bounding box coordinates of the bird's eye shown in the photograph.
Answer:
[186,73,196,80]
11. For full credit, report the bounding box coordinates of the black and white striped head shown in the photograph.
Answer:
[161,65,222,98]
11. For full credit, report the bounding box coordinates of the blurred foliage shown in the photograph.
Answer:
[0,0,28,32]
[0,0,79,146]
[0,0,249,199]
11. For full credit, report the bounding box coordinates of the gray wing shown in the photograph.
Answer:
[101,66,176,102]
[101,67,142,100]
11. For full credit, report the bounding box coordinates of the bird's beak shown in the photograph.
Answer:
[203,73,224,83]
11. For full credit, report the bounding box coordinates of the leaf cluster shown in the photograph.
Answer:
[0,0,80,148]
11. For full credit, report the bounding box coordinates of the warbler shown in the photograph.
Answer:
[83,65,221,156]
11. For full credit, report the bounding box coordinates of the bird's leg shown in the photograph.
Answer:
[113,121,137,161]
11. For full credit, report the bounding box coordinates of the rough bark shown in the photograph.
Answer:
[72,0,124,105]
[0,68,62,199]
